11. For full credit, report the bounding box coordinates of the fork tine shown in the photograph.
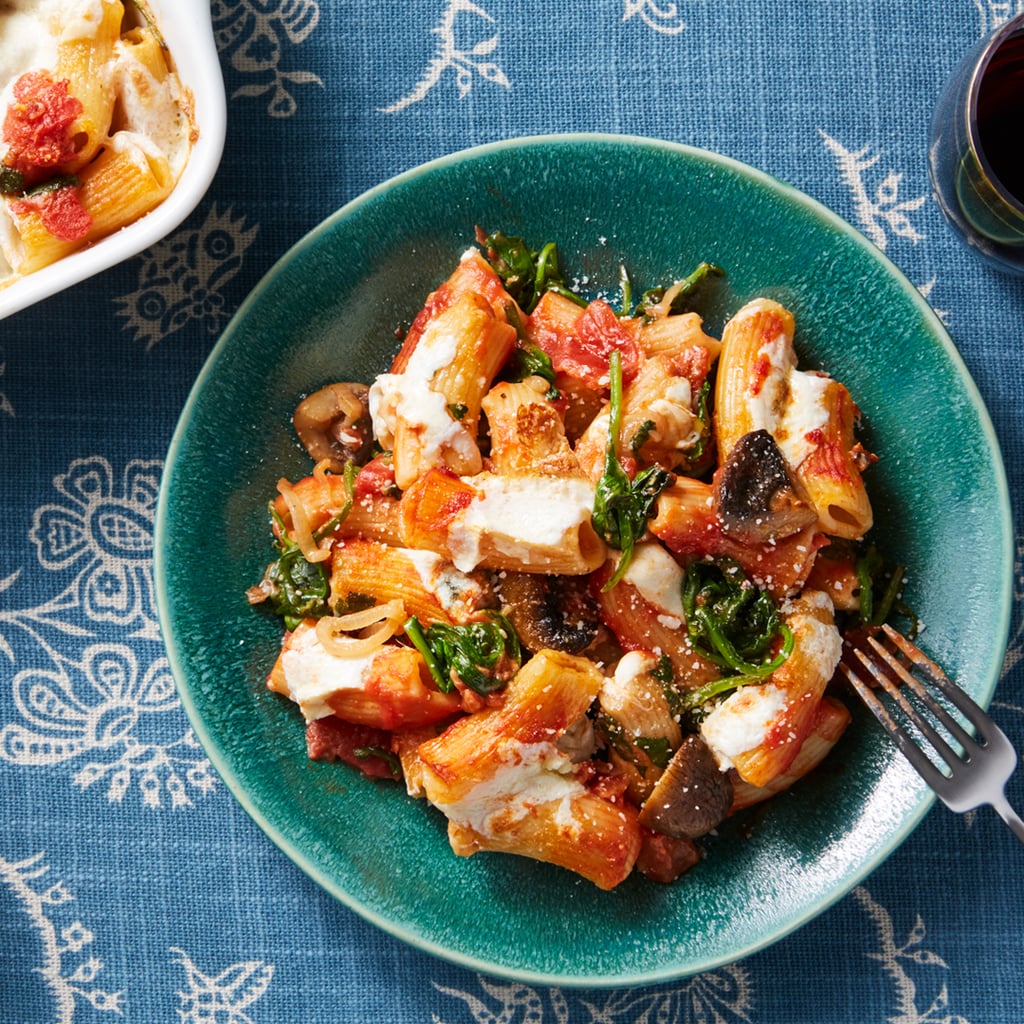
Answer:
[865,634,983,761]
[852,639,973,776]
[844,628,1024,844]
[838,658,950,791]
[883,625,995,744]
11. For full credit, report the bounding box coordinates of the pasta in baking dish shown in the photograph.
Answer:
[0,0,195,284]
[248,230,909,890]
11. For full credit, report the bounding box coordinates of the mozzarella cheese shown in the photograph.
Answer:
[368,313,477,467]
[436,739,585,838]
[621,540,685,627]
[775,370,832,470]
[0,2,58,91]
[446,473,596,572]
[745,323,833,473]
[278,625,376,722]
[700,682,792,769]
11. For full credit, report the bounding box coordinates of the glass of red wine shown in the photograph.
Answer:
[929,15,1024,275]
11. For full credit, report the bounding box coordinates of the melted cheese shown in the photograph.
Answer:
[781,590,844,678]
[776,370,832,469]
[621,541,685,627]
[0,2,58,89]
[447,474,596,572]
[58,0,108,42]
[700,682,791,769]
[438,739,584,838]
[279,625,376,722]
[368,314,476,467]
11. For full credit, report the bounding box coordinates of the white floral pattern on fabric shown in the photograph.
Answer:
[622,0,688,35]
[434,968,754,1023]
[114,206,259,350]
[974,0,1024,32]
[0,457,215,807]
[819,131,928,250]
[378,0,511,113]
[26,458,161,638]
[212,0,323,117]
[172,947,275,1024]
[0,852,123,1021]
[855,887,973,1024]
[0,644,215,807]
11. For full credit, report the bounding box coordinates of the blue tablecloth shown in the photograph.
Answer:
[3,1,1024,1021]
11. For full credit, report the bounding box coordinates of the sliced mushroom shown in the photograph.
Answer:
[556,714,598,763]
[638,734,733,839]
[293,383,373,472]
[497,572,601,655]
[713,428,817,544]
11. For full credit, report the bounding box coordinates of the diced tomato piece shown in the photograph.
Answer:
[667,342,712,395]
[529,296,642,389]
[2,71,82,179]
[11,184,91,242]
[353,454,396,499]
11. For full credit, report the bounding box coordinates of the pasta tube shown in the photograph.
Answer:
[729,696,851,810]
[54,0,124,171]
[651,477,824,597]
[2,132,173,274]
[574,354,705,479]
[370,292,516,490]
[418,649,641,890]
[328,538,494,626]
[714,298,873,540]
[271,469,403,548]
[390,248,519,373]
[699,590,843,787]
[399,468,606,575]
[268,620,461,729]
[479,378,581,477]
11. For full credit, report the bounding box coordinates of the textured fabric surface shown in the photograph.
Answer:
[2,1,1024,1021]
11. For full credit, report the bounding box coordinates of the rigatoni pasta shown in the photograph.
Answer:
[0,0,197,284]
[247,229,903,889]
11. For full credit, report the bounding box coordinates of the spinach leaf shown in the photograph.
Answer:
[855,544,917,635]
[636,261,724,318]
[478,229,584,313]
[682,559,793,678]
[404,613,521,696]
[597,710,672,774]
[257,507,331,629]
[591,350,671,589]
[502,301,560,399]
[0,167,25,195]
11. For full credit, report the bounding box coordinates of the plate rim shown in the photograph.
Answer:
[154,132,1015,987]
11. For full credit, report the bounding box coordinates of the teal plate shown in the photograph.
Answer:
[155,135,1013,987]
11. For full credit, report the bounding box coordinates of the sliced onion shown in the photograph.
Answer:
[315,599,407,658]
[277,476,331,563]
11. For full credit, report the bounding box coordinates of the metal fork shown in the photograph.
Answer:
[840,624,1024,844]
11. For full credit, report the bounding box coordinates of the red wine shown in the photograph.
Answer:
[976,30,1024,204]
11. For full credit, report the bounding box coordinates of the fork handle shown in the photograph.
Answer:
[991,794,1024,846]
